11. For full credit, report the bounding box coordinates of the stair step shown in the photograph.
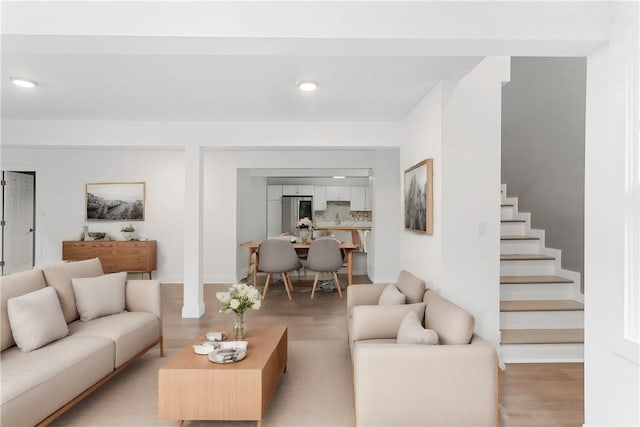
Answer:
[501,219,526,223]
[501,328,584,344]
[501,299,584,312]
[500,342,584,363]
[501,235,539,241]
[501,254,555,261]
[500,275,572,284]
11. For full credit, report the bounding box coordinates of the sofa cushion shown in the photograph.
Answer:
[424,289,475,345]
[0,335,114,427]
[7,287,69,352]
[42,258,104,323]
[378,284,406,305]
[350,303,425,343]
[395,270,426,304]
[72,272,126,321]
[397,311,439,345]
[68,311,160,368]
[1,269,47,351]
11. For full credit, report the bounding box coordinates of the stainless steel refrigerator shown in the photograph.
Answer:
[281,196,313,235]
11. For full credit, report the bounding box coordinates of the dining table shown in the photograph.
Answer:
[240,240,359,288]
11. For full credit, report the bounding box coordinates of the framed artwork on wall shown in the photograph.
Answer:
[86,182,145,221]
[404,159,433,234]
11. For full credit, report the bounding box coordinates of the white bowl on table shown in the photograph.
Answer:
[193,342,217,355]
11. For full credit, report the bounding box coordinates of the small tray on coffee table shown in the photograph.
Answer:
[208,348,247,364]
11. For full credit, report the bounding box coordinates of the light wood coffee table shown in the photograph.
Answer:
[158,325,288,427]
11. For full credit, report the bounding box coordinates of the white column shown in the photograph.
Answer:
[182,144,205,318]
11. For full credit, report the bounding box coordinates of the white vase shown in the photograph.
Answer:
[122,231,134,241]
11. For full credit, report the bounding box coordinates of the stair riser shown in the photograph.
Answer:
[500,222,527,235]
[501,206,515,219]
[500,311,584,329]
[500,260,557,276]
[500,343,584,363]
[500,240,541,254]
[500,283,575,300]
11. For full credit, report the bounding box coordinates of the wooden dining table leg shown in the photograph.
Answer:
[347,249,353,286]
[252,251,258,287]
[246,249,253,284]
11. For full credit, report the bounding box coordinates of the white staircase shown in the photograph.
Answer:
[500,184,584,363]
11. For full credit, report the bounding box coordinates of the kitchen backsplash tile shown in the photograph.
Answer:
[314,201,372,226]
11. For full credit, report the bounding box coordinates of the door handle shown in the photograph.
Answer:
[28,228,34,233]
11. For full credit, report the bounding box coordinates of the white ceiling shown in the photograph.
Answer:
[1,1,610,123]
[1,53,481,121]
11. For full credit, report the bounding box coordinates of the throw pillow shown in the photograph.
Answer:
[1,269,47,352]
[395,270,426,304]
[42,257,104,323]
[397,310,439,345]
[7,286,69,352]
[72,271,127,321]
[424,289,475,345]
[378,283,406,305]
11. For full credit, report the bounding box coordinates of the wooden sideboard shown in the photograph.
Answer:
[62,240,157,279]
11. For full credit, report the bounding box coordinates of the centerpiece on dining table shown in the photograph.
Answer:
[216,283,262,340]
[296,217,314,243]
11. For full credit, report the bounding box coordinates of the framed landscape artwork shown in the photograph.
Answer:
[404,159,433,234]
[86,182,145,221]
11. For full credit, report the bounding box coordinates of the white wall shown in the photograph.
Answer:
[440,57,510,349]
[584,3,639,426]
[0,147,185,282]
[369,149,401,283]
[502,57,586,281]
[235,172,267,276]
[202,149,398,283]
[400,83,443,289]
[399,58,509,350]
[2,119,402,285]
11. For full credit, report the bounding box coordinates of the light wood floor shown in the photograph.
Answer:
[162,276,584,427]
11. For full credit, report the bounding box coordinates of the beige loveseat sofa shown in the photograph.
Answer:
[347,271,498,427]
[0,258,163,427]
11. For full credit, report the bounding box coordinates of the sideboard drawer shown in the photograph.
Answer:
[62,240,157,278]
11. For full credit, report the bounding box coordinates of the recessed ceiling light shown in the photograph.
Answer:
[10,77,37,88]
[298,81,318,92]
[333,176,345,179]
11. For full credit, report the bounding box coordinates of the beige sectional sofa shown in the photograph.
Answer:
[0,258,163,427]
[347,271,498,427]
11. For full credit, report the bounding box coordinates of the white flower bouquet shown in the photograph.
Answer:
[216,283,262,314]
[296,217,313,230]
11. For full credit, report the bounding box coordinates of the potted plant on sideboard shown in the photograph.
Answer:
[121,225,135,241]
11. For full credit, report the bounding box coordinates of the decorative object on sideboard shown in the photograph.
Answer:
[86,182,145,221]
[216,283,262,340]
[83,231,108,241]
[404,159,433,234]
[120,224,135,241]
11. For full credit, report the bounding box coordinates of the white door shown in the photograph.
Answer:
[2,171,35,275]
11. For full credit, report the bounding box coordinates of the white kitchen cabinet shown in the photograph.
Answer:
[364,186,372,210]
[350,187,366,210]
[326,186,350,201]
[282,185,314,196]
[314,186,327,211]
[267,185,282,200]
[350,186,372,211]
[267,200,282,238]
